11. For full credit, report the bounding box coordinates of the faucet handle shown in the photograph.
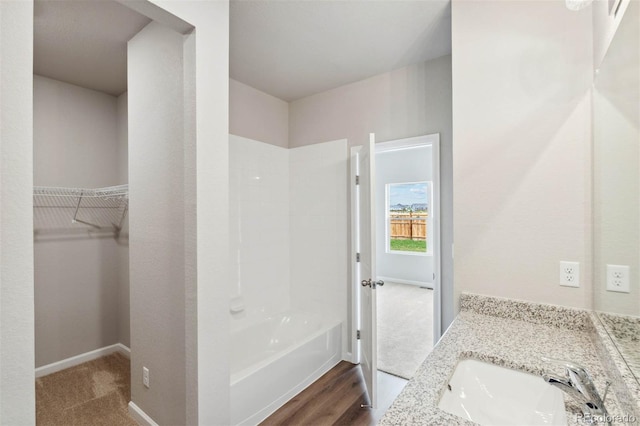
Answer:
[541,356,589,376]
[542,357,610,421]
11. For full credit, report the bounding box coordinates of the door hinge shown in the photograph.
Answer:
[356,253,360,262]
[355,175,360,185]
[433,273,435,280]
[357,330,361,340]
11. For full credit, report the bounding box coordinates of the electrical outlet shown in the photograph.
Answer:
[143,366,150,388]
[560,261,580,287]
[606,264,630,293]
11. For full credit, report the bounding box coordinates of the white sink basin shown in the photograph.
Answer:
[438,359,568,426]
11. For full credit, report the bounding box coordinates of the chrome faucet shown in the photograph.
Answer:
[542,358,611,425]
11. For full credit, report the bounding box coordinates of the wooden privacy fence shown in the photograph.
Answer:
[390,212,427,241]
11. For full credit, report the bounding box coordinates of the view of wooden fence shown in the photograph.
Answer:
[389,212,427,241]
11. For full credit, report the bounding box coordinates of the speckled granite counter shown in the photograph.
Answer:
[379,294,634,426]
[599,313,640,379]
[591,312,640,419]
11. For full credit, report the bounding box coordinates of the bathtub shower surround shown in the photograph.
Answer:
[229,135,348,425]
[289,141,348,325]
[229,136,291,323]
[229,135,348,328]
[381,294,638,425]
[230,312,341,425]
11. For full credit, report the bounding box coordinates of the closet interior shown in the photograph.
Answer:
[33,0,194,422]
[33,1,142,423]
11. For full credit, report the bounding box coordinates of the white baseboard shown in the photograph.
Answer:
[35,343,131,378]
[128,402,159,426]
[378,276,433,288]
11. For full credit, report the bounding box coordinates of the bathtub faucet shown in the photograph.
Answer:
[542,357,611,425]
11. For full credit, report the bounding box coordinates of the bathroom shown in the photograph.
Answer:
[1,0,639,425]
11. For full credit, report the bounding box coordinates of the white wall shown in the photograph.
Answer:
[376,146,432,285]
[33,76,123,367]
[593,0,632,71]
[289,56,452,150]
[289,56,454,332]
[290,140,349,351]
[230,79,289,148]
[33,76,119,187]
[128,21,187,426]
[116,92,130,347]
[0,0,35,423]
[593,0,640,316]
[452,0,593,312]
[143,2,231,423]
[229,135,290,327]
[121,1,231,422]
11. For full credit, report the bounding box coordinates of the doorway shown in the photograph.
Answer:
[32,2,143,423]
[32,2,196,425]
[351,133,441,408]
[375,135,440,380]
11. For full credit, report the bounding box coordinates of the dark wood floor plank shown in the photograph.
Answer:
[268,365,360,426]
[260,361,406,426]
[332,390,374,426]
[301,370,363,425]
[261,361,357,425]
[261,362,356,425]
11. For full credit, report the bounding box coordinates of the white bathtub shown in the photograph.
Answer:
[230,311,342,425]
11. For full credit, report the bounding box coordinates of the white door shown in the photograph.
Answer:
[358,133,382,408]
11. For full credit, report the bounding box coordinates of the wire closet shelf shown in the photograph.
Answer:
[33,184,128,235]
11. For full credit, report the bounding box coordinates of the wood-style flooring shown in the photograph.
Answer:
[261,361,407,426]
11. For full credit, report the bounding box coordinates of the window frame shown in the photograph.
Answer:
[385,180,433,256]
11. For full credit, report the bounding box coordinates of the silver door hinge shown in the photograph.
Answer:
[355,175,360,185]
[356,253,360,262]
[357,330,361,339]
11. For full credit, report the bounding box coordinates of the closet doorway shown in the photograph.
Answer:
[32,1,196,424]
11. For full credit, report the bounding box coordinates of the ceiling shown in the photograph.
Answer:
[34,0,151,96]
[33,0,451,101]
[230,0,451,101]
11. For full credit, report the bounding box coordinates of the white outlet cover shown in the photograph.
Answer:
[606,264,630,293]
[143,366,150,388]
[560,261,580,288]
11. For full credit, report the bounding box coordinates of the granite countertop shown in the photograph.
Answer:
[379,294,630,426]
[590,311,640,419]
[598,313,640,377]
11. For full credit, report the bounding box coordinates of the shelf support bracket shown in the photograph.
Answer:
[71,192,101,229]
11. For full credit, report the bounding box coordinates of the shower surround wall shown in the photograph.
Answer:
[289,141,348,326]
[230,135,291,324]
[33,75,129,367]
[229,135,348,351]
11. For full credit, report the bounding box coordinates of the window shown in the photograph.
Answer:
[386,182,432,255]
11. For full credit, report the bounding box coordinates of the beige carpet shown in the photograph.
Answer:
[36,352,136,426]
[377,282,433,379]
